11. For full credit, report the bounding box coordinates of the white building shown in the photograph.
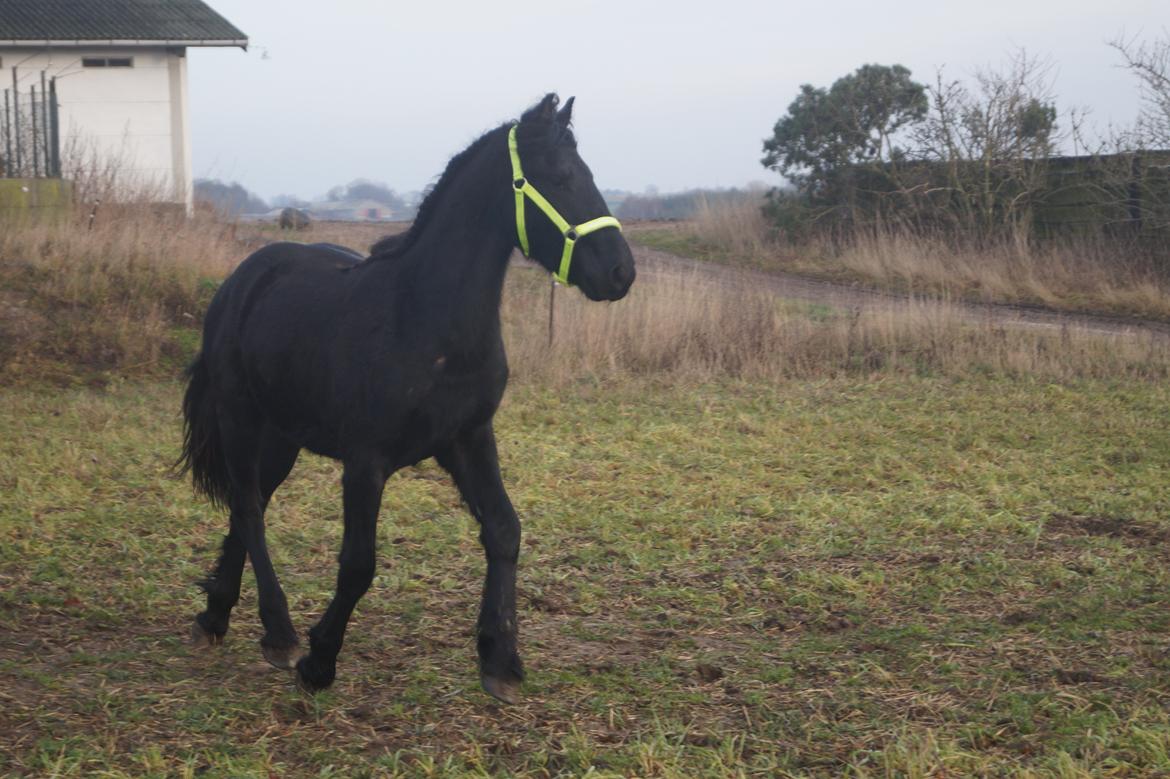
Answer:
[0,0,247,210]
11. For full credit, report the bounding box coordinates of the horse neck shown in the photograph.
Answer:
[378,131,516,343]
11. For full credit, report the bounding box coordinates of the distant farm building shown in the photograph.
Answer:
[0,0,248,211]
[1035,151,1170,237]
[308,199,402,222]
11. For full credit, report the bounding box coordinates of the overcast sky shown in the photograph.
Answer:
[187,0,1166,201]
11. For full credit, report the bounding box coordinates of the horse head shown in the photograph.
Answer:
[510,93,636,301]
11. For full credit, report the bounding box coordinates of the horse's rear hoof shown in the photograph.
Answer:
[261,642,302,670]
[481,675,521,705]
[190,619,224,648]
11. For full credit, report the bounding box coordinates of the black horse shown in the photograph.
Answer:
[180,94,635,703]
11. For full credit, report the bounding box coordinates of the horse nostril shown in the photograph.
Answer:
[611,263,634,289]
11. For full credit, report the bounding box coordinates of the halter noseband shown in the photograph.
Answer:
[508,124,622,286]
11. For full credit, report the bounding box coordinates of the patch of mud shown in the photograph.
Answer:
[1046,513,1169,546]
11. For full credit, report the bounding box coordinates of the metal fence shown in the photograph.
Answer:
[1,70,61,179]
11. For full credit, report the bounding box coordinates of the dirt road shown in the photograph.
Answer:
[631,243,1170,340]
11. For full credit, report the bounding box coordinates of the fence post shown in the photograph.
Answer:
[12,67,21,176]
[31,84,40,177]
[49,77,60,177]
[2,89,10,178]
[41,71,50,175]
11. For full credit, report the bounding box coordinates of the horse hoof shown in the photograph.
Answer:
[295,656,335,693]
[261,643,302,670]
[190,620,224,648]
[481,675,521,705]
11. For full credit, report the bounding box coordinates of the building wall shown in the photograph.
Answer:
[0,46,191,208]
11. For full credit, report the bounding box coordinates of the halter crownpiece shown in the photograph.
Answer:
[508,124,622,286]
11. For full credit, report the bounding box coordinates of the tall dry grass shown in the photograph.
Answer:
[677,198,1170,321]
[232,220,408,254]
[502,263,1170,385]
[2,208,1167,386]
[836,231,1170,320]
[0,203,238,381]
[685,194,772,261]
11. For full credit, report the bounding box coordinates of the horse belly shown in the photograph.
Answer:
[375,380,502,468]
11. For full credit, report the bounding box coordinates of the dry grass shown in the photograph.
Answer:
[634,198,1170,322]
[2,211,1168,389]
[688,195,773,260]
[0,213,413,384]
[233,219,409,254]
[0,204,238,382]
[835,231,1170,320]
[503,261,1170,385]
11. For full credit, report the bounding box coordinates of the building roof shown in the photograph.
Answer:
[0,0,248,47]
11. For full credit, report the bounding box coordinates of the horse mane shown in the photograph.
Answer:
[365,125,506,262]
[367,97,574,262]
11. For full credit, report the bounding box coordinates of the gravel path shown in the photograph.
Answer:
[631,244,1170,340]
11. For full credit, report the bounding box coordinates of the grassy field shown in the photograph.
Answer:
[3,375,1170,777]
[3,211,1170,776]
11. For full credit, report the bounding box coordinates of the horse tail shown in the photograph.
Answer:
[178,353,232,509]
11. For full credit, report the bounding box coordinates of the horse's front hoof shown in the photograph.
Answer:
[190,618,224,648]
[481,674,521,705]
[261,642,302,670]
[295,655,335,693]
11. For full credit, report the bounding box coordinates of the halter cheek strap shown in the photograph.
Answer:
[508,125,621,286]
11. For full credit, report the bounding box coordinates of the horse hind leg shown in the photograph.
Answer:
[254,429,303,668]
[191,532,245,647]
[192,422,301,669]
[295,456,388,692]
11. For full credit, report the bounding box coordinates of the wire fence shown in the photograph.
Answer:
[2,70,62,179]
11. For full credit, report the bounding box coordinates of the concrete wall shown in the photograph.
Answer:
[1,46,191,208]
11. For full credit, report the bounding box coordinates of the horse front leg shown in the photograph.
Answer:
[296,456,388,692]
[437,424,524,704]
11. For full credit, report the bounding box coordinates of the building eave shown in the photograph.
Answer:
[0,38,248,49]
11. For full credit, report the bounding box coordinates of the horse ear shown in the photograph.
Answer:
[556,96,575,127]
[521,92,560,124]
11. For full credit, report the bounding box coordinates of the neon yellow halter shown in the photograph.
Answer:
[508,125,622,285]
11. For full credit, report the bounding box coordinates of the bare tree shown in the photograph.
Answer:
[908,50,1061,240]
[1111,32,1170,149]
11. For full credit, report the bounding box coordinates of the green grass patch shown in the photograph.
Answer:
[2,376,1170,776]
